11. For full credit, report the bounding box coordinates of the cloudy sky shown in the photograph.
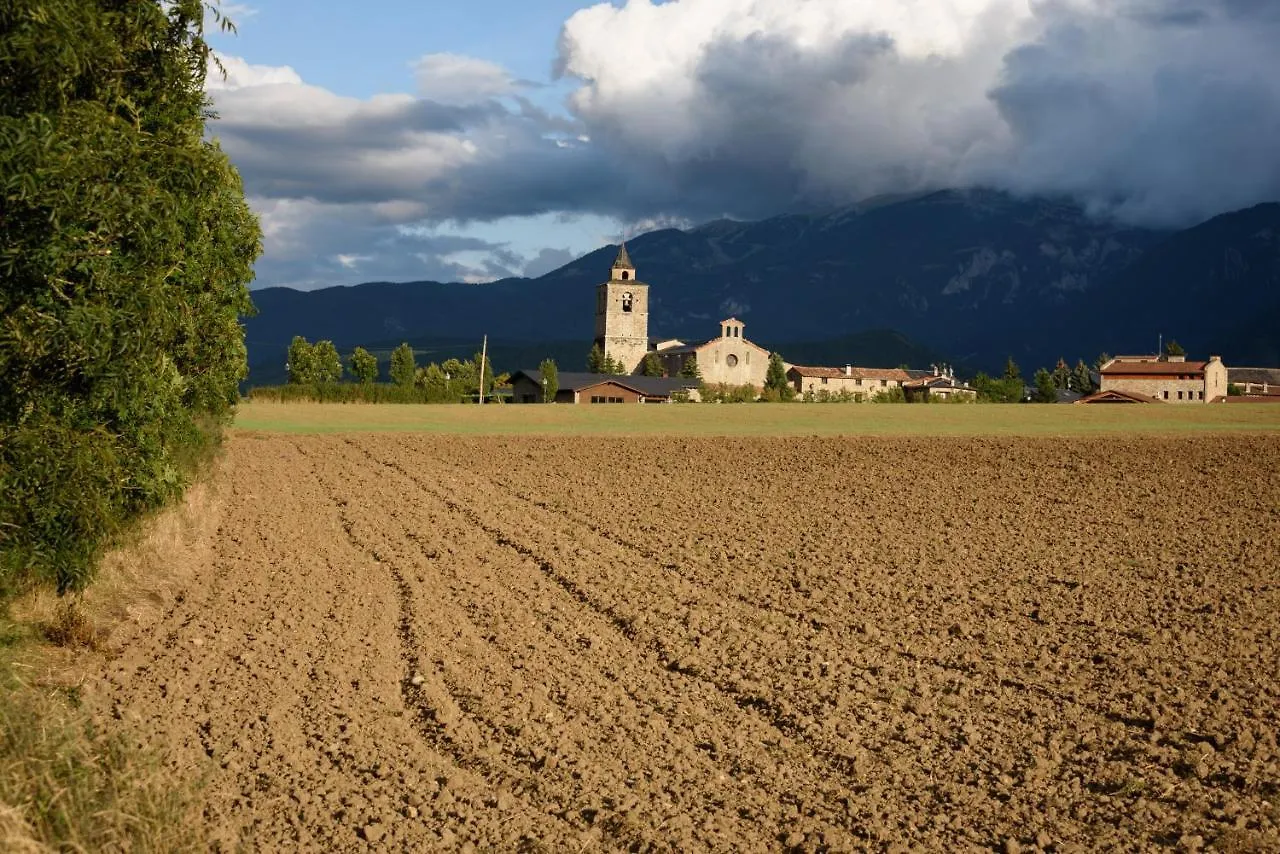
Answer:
[205,0,1280,290]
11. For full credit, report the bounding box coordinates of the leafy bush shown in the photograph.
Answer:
[0,0,260,597]
[249,383,435,404]
[700,383,758,403]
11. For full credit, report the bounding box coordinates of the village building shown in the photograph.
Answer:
[654,318,771,388]
[786,365,911,400]
[1228,367,1280,398]
[508,371,699,404]
[1098,353,1227,403]
[902,367,978,402]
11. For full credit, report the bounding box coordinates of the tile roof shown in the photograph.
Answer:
[1101,360,1208,375]
[1075,389,1162,404]
[1229,367,1280,385]
[511,371,698,397]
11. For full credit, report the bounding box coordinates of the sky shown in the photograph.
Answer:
[204,0,1280,290]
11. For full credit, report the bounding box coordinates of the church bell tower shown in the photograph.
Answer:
[593,243,649,374]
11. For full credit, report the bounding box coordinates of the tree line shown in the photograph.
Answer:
[262,337,502,404]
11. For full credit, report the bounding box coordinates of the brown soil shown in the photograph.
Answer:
[84,435,1280,852]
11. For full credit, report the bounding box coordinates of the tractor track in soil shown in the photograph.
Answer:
[81,432,1280,852]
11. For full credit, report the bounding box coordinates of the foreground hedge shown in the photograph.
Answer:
[0,0,260,597]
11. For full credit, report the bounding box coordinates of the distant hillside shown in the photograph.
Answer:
[1071,203,1280,365]
[242,189,1280,383]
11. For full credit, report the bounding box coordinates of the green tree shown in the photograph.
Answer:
[1051,358,1072,390]
[348,346,378,384]
[679,355,702,380]
[0,0,261,595]
[287,336,316,384]
[312,340,342,383]
[1094,352,1111,371]
[416,362,447,401]
[604,354,627,375]
[972,372,1022,403]
[587,343,605,373]
[1002,357,1022,383]
[473,351,494,396]
[764,352,794,400]
[1071,359,1095,394]
[641,352,663,377]
[1227,382,1242,396]
[390,342,416,387]
[1164,339,1185,358]
[1033,368,1058,403]
[539,358,559,402]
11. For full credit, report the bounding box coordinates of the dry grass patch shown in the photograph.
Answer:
[0,468,226,852]
[0,673,208,854]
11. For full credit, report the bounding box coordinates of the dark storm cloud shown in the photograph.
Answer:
[216,0,1280,287]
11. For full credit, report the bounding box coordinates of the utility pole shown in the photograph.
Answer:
[479,334,488,405]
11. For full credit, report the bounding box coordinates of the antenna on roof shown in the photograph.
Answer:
[1158,332,1163,358]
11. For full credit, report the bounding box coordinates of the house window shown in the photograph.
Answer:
[880,379,887,387]
[821,377,828,385]
[622,292,633,312]
[726,354,739,367]
[1163,391,1169,399]
[621,271,630,280]
[591,395,604,403]
[610,397,624,403]
[1177,391,1184,400]
[1198,391,1204,400]
[856,378,863,386]
[746,352,750,364]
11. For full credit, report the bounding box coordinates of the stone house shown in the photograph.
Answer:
[654,318,771,389]
[1098,354,1228,403]
[786,365,910,400]
[901,372,978,402]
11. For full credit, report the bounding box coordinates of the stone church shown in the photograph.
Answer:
[595,245,771,388]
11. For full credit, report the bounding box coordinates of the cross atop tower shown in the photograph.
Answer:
[611,243,636,281]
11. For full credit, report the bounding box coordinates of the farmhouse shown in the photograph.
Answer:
[509,371,699,404]
[897,365,978,402]
[1098,353,1227,403]
[786,365,910,400]
[1228,367,1280,398]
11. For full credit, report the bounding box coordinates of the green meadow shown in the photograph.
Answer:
[233,400,1280,437]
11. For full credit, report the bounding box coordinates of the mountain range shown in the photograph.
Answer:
[242,189,1280,384]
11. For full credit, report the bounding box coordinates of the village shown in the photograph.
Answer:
[508,246,1280,406]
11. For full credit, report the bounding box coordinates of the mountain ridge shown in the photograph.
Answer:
[242,189,1280,383]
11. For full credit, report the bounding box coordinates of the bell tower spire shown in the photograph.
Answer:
[611,242,636,282]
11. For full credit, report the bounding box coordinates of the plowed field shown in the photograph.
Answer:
[87,434,1280,852]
